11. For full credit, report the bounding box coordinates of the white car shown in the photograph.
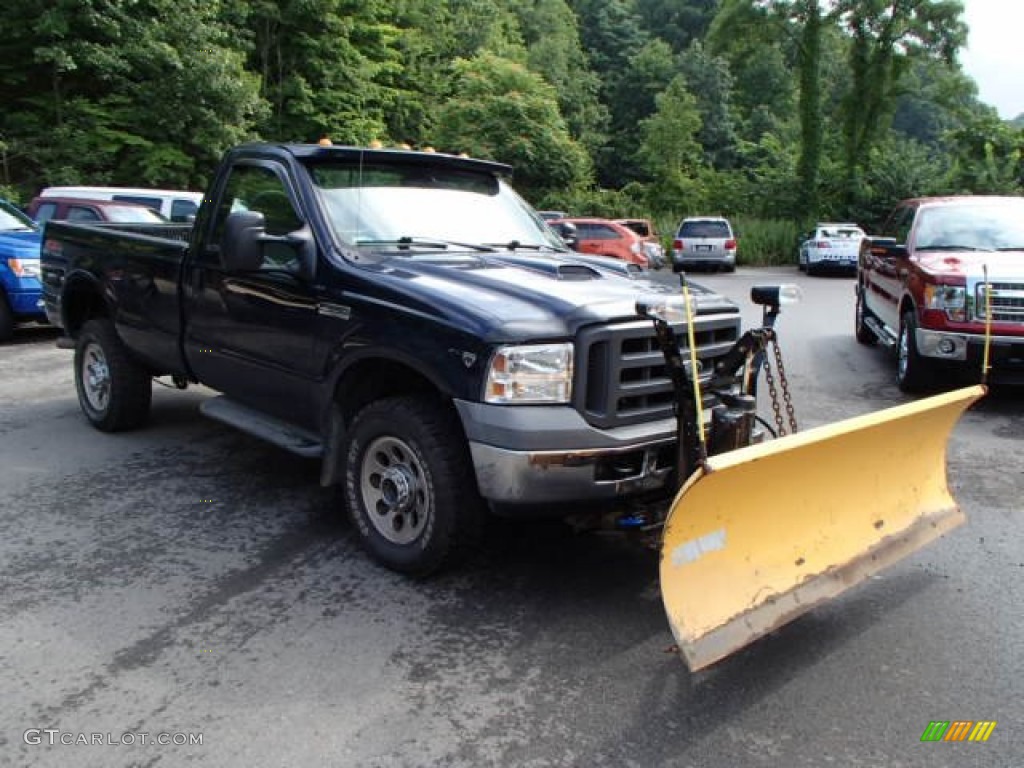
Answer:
[798,223,865,275]
[37,186,203,222]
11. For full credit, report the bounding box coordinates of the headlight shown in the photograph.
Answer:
[485,343,573,404]
[924,283,966,321]
[8,258,41,279]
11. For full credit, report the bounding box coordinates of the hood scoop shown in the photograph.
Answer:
[490,253,603,280]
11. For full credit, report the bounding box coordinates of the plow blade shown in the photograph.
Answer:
[660,385,985,672]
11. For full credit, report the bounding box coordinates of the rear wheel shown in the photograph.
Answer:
[74,319,152,431]
[343,395,484,576]
[855,287,878,345]
[897,310,930,393]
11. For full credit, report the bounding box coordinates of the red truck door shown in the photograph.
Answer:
[864,203,916,332]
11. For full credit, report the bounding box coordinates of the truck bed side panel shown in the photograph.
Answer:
[44,221,191,375]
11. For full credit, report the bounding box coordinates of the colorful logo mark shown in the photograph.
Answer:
[920,721,997,742]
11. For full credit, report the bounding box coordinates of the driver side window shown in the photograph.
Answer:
[213,165,304,270]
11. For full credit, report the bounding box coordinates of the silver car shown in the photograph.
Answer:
[672,216,737,272]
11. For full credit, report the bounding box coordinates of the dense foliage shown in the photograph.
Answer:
[2,0,1022,249]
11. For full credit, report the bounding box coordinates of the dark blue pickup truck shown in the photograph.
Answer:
[41,142,762,574]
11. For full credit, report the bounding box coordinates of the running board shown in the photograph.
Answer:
[865,316,897,347]
[200,397,324,458]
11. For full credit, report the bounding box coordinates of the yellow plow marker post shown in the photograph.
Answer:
[660,385,985,672]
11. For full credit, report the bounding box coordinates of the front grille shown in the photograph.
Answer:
[976,282,1024,323]
[576,317,740,429]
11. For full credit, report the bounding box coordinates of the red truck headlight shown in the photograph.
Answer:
[923,284,966,321]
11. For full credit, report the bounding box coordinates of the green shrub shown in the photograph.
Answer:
[731,216,801,266]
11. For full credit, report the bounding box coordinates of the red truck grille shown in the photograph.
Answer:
[976,282,1024,324]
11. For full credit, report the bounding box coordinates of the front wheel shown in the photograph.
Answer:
[343,395,484,576]
[896,310,931,393]
[74,319,152,431]
[855,287,878,345]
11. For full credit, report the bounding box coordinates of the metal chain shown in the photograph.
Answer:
[768,338,798,434]
[762,354,786,436]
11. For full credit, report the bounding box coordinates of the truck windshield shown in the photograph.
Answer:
[308,160,564,254]
[916,201,1024,252]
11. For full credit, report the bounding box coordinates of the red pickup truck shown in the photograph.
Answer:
[856,196,1024,391]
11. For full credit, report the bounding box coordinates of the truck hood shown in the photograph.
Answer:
[354,251,738,340]
[0,230,43,260]
[917,249,1024,281]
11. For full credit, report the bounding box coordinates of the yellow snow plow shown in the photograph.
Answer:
[637,284,984,672]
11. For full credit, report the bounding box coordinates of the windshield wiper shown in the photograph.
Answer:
[356,236,496,253]
[483,240,564,252]
[919,244,985,252]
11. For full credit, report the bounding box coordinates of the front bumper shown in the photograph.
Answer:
[6,286,46,318]
[455,399,678,505]
[916,328,1023,361]
[917,328,1024,381]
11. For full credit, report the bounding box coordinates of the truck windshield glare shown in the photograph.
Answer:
[310,162,562,252]
[916,201,1024,252]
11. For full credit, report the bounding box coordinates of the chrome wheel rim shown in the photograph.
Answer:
[359,436,430,545]
[897,325,909,381]
[81,342,111,412]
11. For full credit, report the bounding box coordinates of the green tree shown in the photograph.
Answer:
[835,0,967,204]
[678,42,739,169]
[943,111,1024,195]
[246,0,406,145]
[712,0,827,221]
[601,39,677,186]
[636,75,706,213]
[510,0,609,155]
[433,53,593,200]
[0,0,261,190]
[634,0,718,53]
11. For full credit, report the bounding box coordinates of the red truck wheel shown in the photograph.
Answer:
[343,395,483,576]
[896,310,931,392]
[855,287,877,345]
[74,319,152,431]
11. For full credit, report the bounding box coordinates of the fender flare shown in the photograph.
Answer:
[317,346,466,487]
[60,269,111,336]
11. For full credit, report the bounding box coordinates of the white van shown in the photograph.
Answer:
[38,186,204,223]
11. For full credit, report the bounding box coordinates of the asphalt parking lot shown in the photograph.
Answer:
[1,268,1021,767]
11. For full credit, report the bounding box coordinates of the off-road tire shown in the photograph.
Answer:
[74,318,152,431]
[343,395,484,576]
[855,286,878,345]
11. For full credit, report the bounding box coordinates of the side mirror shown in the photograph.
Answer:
[222,210,267,271]
[866,238,907,260]
[553,221,579,250]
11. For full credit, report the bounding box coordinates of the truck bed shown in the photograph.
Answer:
[41,220,193,375]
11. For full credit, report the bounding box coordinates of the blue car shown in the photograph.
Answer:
[0,199,45,340]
